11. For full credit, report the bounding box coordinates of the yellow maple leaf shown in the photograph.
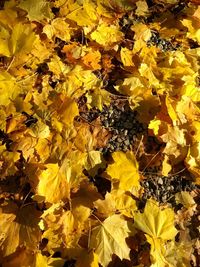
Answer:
[18,0,53,21]
[162,155,172,176]
[10,22,36,56]
[90,23,123,48]
[135,0,149,17]
[59,150,87,190]
[61,65,99,98]
[0,25,10,57]
[40,202,90,252]
[0,144,20,178]
[66,0,97,26]
[84,150,106,177]
[86,87,111,111]
[146,236,172,267]
[114,76,144,107]
[134,199,178,240]
[120,47,134,67]
[0,72,20,106]
[165,95,178,124]
[89,214,131,267]
[94,189,137,218]
[96,0,134,18]
[37,163,69,203]
[56,95,79,126]
[106,151,140,192]
[43,18,71,42]
[185,142,200,184]
[0,201,41,257]
[182,18,200,43]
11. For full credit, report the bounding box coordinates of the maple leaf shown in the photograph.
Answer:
[86,87,112,111]
[10,22,36,56]
[165,240,194,267]
[84,150,106,177]
[0,21,36,57]
[43,18,71,42]
[114,76,144,107]
[182,18,200,43]
[94,189,137,218]
[66,0,97,26]
[89,214,131,267]
[96,0,134,18]
[90,23,123,48]
[135,0,149,17]
[134,199,178,240]
[120,47,134,67]
[0,201,41,257]
[31,120,50,139]
[55,95,79,126]
[145,236,172,267]
[185,142,200,184]
[134,200,178,267]
[40,201,90,254]
[106,151,140,192]
[0,72,20,106]
[0,144,20,178]
[60,65,99,98]
[0,25,10,57]
[18,0,53,21]
[59,150,87,190]
[149,118,188,164]
[37,163,69,203]
[82,50,101,70]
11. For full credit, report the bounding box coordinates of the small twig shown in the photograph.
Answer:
[141,150,161,173]
[135,135,144,157]
[6,56,15,71]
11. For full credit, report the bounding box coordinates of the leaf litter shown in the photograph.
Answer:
[0,0,200,266]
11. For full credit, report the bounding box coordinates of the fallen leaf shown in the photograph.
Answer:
[106,151,140,192]
[89,214,131,267]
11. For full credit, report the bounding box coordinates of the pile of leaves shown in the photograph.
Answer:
[0,0,200,266]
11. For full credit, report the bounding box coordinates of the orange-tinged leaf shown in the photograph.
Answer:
[82,50,101,70]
